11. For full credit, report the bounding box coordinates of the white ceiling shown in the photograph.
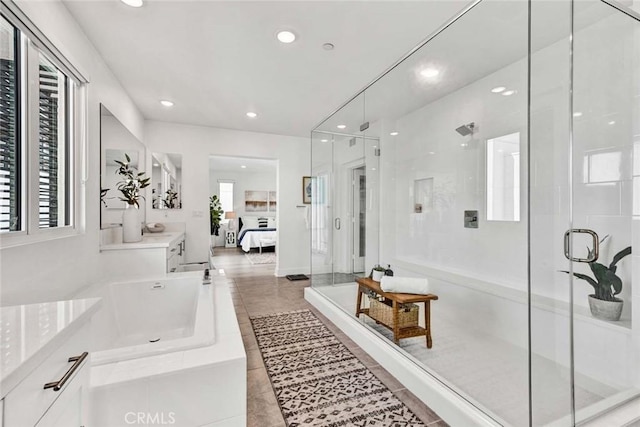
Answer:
[209,155,277,173]
[62,0,473,137]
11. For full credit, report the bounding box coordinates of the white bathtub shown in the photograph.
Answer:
[80,275,214,365]
[86,273,247,427]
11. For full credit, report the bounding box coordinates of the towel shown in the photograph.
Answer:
[380,276,430,295]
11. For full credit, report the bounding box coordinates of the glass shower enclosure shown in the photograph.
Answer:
[309,0,640,425]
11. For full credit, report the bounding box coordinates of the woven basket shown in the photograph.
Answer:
[369,298,419,329]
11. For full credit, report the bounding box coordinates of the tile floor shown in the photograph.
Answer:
[211,247,448,427]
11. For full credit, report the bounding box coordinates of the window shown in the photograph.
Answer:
[0,16,20,232]
[219,182,234,221]
[0,9,86,243]
[486,132,520,222]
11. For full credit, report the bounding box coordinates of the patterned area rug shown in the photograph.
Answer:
[245,251,276,265]
[250,309,426,426]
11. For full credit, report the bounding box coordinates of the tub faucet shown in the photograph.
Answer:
[203,268,211,285]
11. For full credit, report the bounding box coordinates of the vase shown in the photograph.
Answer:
[372,270,385,282]
[123,204,142,243]
[588,295,623,321]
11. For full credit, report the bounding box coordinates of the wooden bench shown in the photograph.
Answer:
[355,277,438,348]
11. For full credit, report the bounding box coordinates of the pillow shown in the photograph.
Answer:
[258,217,268,228]
[243,217,259,229]
[268,218,276,228]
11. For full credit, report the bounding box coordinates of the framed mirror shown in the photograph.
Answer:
[100,104,147,229]
[151,152,182,209]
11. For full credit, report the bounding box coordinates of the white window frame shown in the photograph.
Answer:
[218,180,234,224]
[0,4,88,248]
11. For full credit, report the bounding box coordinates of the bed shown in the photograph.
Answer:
[237,216,276,253]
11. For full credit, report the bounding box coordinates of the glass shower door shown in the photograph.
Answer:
[530,0,640,424]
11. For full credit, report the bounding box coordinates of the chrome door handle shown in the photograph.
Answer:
[564,229,599,263]
[335,218,341,230]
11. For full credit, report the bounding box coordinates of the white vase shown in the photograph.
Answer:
[123,204,142,243]
[372,270,385,282]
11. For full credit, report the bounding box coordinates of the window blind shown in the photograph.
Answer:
[0,20,19,232]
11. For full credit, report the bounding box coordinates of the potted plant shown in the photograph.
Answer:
[115,153,150,242]
[209,195,224,236]
[370,265,386,282]
[561,235,631,321]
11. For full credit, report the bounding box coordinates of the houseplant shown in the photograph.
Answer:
[209,195,224,236]
[115,153,150,242]
[561,235,631,321]
[164,188,178,209]
[370,264,386,282]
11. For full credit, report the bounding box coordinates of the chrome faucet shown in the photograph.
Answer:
[203,268,211,285]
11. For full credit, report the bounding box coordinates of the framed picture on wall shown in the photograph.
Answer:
[303,176,312,204]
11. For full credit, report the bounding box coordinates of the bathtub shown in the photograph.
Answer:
[80,274,214,365]
[84,272,247,427]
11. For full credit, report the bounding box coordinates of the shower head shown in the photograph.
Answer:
[455,122,475,136]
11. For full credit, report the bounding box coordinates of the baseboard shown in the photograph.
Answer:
[304,287,501,427]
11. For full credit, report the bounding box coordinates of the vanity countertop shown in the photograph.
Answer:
[0,297,102,398]
[100,231,184,251]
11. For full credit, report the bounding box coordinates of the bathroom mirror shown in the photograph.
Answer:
[486,132,520,221]
[151,152,182,209]
[100,104,147,228]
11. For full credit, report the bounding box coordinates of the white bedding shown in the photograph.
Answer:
[240,229,277,252]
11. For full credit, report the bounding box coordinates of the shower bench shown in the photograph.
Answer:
[355,277,438,348]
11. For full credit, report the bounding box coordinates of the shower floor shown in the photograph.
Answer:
[315,283,621,427]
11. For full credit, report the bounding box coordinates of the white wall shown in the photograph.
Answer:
[210,169,277,219]
[145,121,310,276]
[380,57,529,290]
[0,0,145,305]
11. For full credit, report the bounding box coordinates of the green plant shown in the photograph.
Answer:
[115,153,150,208]
[164,188,178,209]
[100,188,110,207]
[561,235,631,302]
[209,195,224,236]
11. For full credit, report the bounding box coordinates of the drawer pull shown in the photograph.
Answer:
[44,352,88,391]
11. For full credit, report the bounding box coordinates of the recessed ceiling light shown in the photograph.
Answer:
[153,163,159,167]
[160,100,174,107]
[246,112,258,118]
[420,68,439,78]
[337,124,346,129]
[322,43,334,51]
[241,165,247,169]
[276,31,296,43]
[121,0,143,7]
[573,112,583,117]
[390,131,399,136]
[491,86,506,93]
[502,90,516,96]
[428,151,435,155]
[608,120,616,125]
[320,139,328,142]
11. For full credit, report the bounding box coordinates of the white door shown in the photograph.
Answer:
[352,167,366,273]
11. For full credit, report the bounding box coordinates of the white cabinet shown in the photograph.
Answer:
[101,232,186,276]
[4,323,91,427]
[167,237,185,273]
